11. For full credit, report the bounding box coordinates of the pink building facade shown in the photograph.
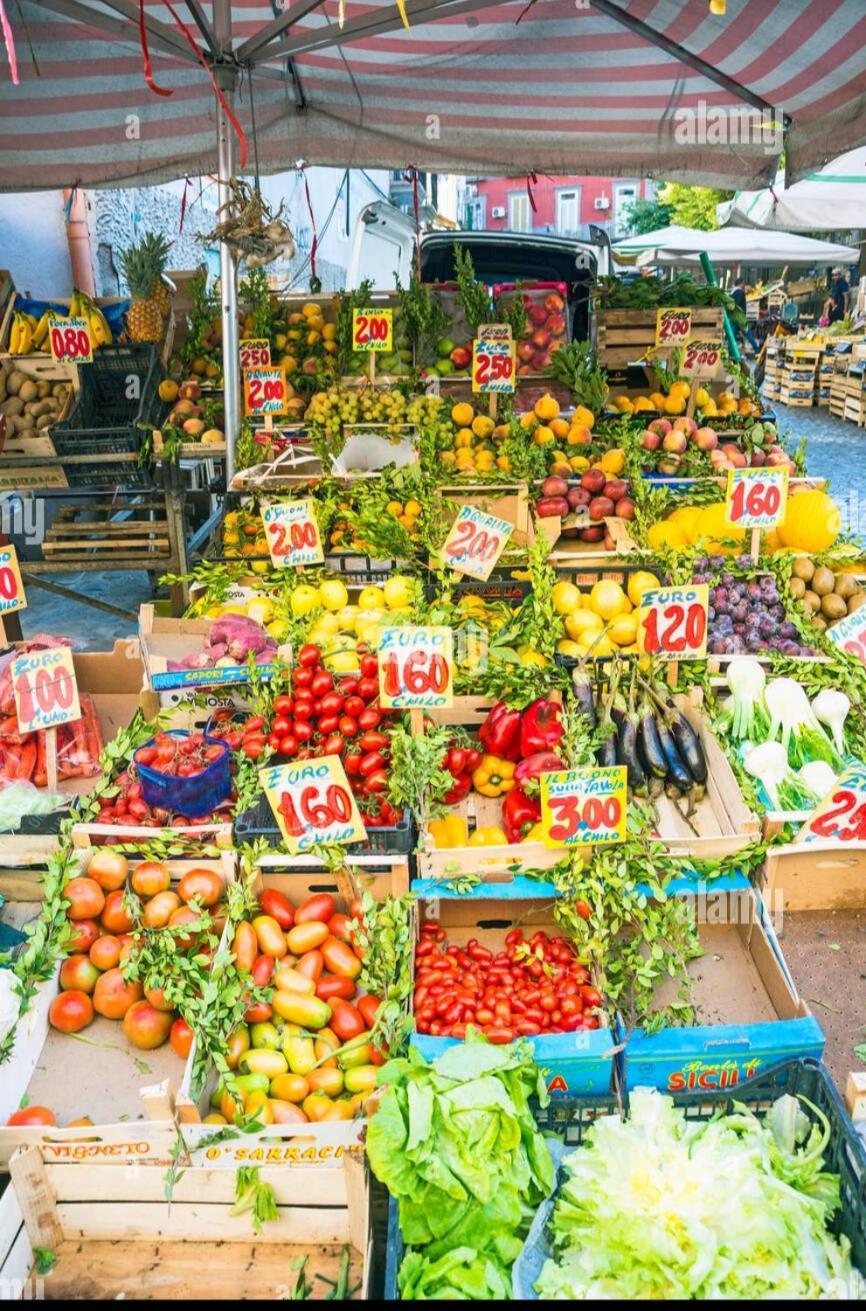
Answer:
[462,175,656,240]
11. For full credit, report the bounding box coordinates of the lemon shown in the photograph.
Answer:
[383,575,415,610]
[290,584,321,617]
[589,580,630,622]
[607,613,638,646]
[250,559,270,576]
[318,578,349,611]
[203,604,226,619]
[326,650,361,674]
[518,645,548,668]
[627,571,661,607]
[669,505,704,544]
[336,604,359,631]
[565,610,603,641]
[245,597,275,625]
[552,580,582,615]
[313,612,340,636]
[556,638,586,658]
[587,634,616,657]
[451,401,474,427]
[267,620,289,641]
[357,585,385,610]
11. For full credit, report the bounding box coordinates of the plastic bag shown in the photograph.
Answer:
[0,779,70,832]
[0,693,103,786]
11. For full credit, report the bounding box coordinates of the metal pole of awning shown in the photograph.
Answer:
[699,252,741,365]
[213,0,239,485]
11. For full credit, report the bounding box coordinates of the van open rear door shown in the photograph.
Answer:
[346,202,417,290]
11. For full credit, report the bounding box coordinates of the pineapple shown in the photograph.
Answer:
[121,233,170,342]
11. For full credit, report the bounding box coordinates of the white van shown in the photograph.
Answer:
[346,201,608,343]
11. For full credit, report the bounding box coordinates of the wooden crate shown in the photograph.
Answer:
[0,1174,31,1295]
[413,691,759,879]
[0,848,237,1167]
[438,480,533,549]
[596,307,724,369]
[6,1147,370,1300]
[762,839,866,914]
[535,508,637,563]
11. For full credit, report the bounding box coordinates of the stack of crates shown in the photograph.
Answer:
[779,340,821,407]
[763,338,783,402]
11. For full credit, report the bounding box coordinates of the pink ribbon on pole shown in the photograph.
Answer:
[0,0,19,85]
[404,166,422,279]
[526,170,538,213]
[299,164,318,283]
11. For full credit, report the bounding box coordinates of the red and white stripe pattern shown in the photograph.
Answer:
[1,0,865,190]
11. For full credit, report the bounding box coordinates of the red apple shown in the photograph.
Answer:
[528,304,548,326]
[581,469,606,495]
[546,313,566,337]
[589,495,615,521]
[579,525,605,543]
[603,479,628,503]
[517,342,534,363]
[615,497,636,520]
[450,346,471,369]
[567,486,591,509]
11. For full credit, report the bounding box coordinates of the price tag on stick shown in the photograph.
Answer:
[379,626,454,708]
[682,338,722,380]
[655,307,692,348]
[261,499,324,567]
[260,756,367,854]
[0,544,27,622]
[639,585,709,661]
[725,466,789,529]
[472,324,516,395]
[352,308,393,352]
[48,314,92,364]
[541,765,627,849]
[796,764,866,844]
[441,504,513,581]
[244,367,287,417]
[825,609,866,667]
[12,645,80,734]
[239,338,272,370]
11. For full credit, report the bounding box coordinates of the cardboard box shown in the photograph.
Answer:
[620,882,823,1092]
[139,602,290,693]
[409,876,616,1097]
[763,838,866,913]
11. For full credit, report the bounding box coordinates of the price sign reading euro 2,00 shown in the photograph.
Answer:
[541,765,627,849]
[260,756,367,854]
[441,504,513,581]
[655,307,692,348]
[378,626,454,709]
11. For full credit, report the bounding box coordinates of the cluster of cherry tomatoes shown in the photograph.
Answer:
[134,732,226,777]
[413,922,604,1043]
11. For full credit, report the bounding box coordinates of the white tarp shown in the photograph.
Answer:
[613,224,859,267]
[718,147,866,231]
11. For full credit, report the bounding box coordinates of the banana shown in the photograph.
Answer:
[33,311,50,349]
[10,312,33,354]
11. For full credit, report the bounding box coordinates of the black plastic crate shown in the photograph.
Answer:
[54,352,162,488]
[235,792,415,854]
[384,1059,866,1299]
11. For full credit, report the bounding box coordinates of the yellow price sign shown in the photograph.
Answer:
[239,338,272,370]
[0,544,26,617]
[655,307,692,348]
[472,324,516,393]
[12,645,80,733]
[260,755,367,854]
[725,466,788,530]
[243,367,287,417]
[378,626,453,708]
[261,499,324,567]
[352,308,393,352]
[541,765,627,849]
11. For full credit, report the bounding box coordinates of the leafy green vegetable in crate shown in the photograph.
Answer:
[536,1088,866,1300]
[367,1038,554,1298]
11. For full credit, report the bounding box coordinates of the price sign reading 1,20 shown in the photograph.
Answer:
[12,645,81,734]
[352,308,393,352]
[244,367,287,417]
[260,756,367,854]
[797,764,866,844]
[725,466,789,530]
[655,307,692,348]
[261,499,324,568]
[541,765,627,849]
[441,504,513,582]
[379,626,454,709]
[48,314,92,364]
[639,585,709,661]
[472,324,516,394]
[239,338,272,370]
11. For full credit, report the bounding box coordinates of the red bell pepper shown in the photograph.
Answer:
[514,750,563,787]
[520,698,564,757]
[478,702,522,761]
[502,787,541,842]
[443,771,472,805]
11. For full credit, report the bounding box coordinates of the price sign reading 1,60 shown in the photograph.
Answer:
[639,585,709,661]
[541,765,627,849]
[725,466,789,530]
[378,626,454,709]
[655,307,692,347]
[260,756,367,854]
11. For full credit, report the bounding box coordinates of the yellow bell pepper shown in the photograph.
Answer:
[471,754,516,797]
[428,815,469,849]
[468,826,508,846]
[521,822,544,843]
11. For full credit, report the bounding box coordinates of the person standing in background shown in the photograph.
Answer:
[829,266,850,324]
[730,277,759,354]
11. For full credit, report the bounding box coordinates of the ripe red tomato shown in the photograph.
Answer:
[49,990,94,1033]
[170,1017,194,1059]
[6,1105,57,1126]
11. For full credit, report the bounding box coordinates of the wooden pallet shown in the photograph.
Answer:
[596,307,724,368]
[38,494,176,567]
[844,397,866,425]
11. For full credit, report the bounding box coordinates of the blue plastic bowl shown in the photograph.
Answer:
[135,730,232,819]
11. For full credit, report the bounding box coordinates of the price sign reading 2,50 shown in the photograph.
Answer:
[639,585,709,661]
[798,764,866,845]
[378,626,454,709]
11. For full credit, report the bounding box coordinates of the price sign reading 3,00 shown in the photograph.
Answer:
[353,308,393,352]
[48,314,92,364]
[825,607,866,668]
[379,626,454,709]
[261,499,324,567]
[797,764,866,844]
[244,367,287,416]
[12,645,81,734]
[239,338,272,370]
[725,466,789,530]
[260,756,367,854]
[441,504,513,582]
[541,765,627,849]
[655,307,692,348]
[639,585,709,661]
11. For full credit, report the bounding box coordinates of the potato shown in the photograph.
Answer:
[51,382,69,397]
[5,370,25,396]
[811,614,828,632]
[789,576,807,600]
[811,566,836,597]
[0,395,24,417]
[17,428,37,443]
[35,413,54,430]
[802,589,821,613]
[0,368,6,406]
[847,592,866,616]
[36,381,50,400]
[791,556,815,582]
[17,379,37,404]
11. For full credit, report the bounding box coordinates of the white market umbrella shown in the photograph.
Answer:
[718,148,866,231]
[613,225,858,267]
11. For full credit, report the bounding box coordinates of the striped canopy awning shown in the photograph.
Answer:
[2,0,866,191]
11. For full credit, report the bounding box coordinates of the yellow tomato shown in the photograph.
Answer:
[551,580,582,615]
[627,570,661,607]
[318,578,349,611]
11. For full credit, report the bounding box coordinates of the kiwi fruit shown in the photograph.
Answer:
[847,592,866,615]
[834,573,859,600]
[811,566,836,597]
[802,589,822,613]
[789,577,807,600]
[821,593,847,620]
[791,557,815,582]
